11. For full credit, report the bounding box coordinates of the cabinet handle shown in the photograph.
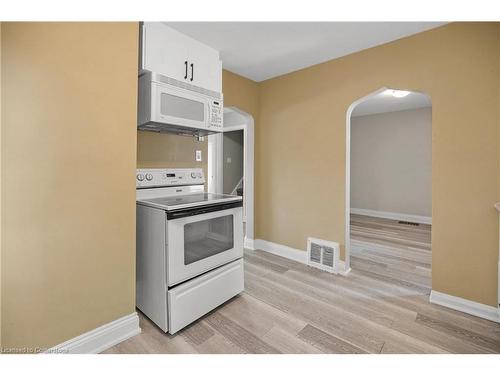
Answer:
[190,63,194,81]
[184,61,188,80]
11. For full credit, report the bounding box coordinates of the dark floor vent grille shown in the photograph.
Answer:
[398,221,420,226]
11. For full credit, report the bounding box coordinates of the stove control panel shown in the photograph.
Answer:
[136,168,205,188]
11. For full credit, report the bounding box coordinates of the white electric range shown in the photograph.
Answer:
[136,168,244,334]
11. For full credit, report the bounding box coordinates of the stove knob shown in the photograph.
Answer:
[137,174,145,181]
[145,173,153,181]
[191,172,197,178]
[197,172,202,178]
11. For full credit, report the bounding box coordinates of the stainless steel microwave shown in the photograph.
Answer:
[138,72,223,137]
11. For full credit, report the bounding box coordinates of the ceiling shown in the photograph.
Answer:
[351,89,431,117]
[166,22,446,82]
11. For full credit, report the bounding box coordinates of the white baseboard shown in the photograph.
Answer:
[244,237,255,250]
[336,260,352,276]
[254,239,307,264]
[351,208,432,225]
[253,238,351,275]
[430,290,500,323]
[46,312,141,354]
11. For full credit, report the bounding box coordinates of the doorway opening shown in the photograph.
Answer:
[223,130,244,196]
[208,107,254,249]
[345,88,432,294]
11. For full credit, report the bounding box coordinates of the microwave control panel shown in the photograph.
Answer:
[209,99,223,129]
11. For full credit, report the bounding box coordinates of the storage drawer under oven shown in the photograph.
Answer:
[167,258,244,334]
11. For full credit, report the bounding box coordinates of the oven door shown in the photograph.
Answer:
[166,202,243,286]
[152,82,209,131]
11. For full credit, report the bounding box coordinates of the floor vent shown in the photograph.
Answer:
[398,221,420,226]
[307,237,340,273]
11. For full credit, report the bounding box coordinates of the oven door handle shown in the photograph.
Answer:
[166,201,243,220]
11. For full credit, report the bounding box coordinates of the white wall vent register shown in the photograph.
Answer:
[307,237,340,273]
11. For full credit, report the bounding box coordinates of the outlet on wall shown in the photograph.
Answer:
[196,150,202,162]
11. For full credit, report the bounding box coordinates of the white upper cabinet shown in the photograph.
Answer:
[140,22,222,93]
[187,39,222,93]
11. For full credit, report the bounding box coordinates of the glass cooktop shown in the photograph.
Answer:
[138,193,242,211]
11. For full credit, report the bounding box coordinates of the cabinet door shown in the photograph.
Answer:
[187,40,222,93]
[140,22,189,82]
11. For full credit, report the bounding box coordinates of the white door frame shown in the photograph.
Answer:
[208,134,223,194]
[208,107,255,249]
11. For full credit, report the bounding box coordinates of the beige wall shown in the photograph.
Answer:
[1,23,139,350]
[257,23,500,306]
[222,70,260,119]
[137,131,207,181]
[351,108,432,217]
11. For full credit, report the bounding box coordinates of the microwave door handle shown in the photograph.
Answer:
[190,63,194,82]
[184,61,188,80]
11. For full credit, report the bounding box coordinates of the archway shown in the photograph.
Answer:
[345,88,432,287]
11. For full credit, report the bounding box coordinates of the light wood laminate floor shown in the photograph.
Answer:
[104,215,500,354]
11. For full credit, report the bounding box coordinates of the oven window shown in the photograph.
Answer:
[160,93,205,121]
[184,215,234,265]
